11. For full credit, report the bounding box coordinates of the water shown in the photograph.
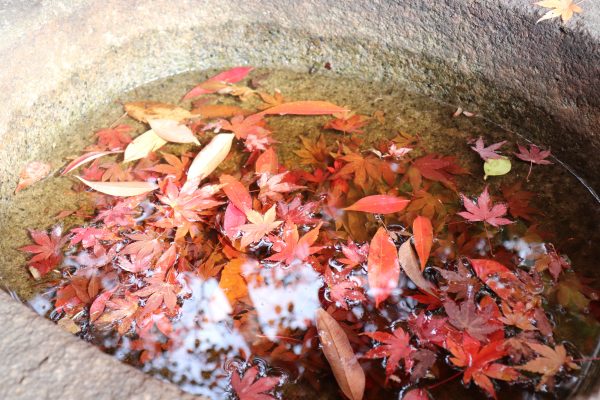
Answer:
[3,68,600,399]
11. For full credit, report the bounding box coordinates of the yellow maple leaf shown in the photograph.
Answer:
[535,0,583,23]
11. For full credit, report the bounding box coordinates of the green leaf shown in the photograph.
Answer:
[483,157,511,180]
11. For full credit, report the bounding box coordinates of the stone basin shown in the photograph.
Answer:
[0,1,599,399]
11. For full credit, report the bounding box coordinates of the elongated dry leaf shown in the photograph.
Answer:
[124,101,192,123]
[398,240,436,296]
[315,308,365,400]
[345,195,410,214]
[62,151,121,175]
[123,129,167,163]
[368,227,400,307]
[191,104,251,119]
[182,133,235,193]
[76,176,157,197]
[148,119,199,144]
[412,216,433,271]
[259,101,347,116]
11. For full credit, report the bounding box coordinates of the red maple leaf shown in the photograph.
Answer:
[501,182,539,222]
[90,124,132,151]
[514,144,552,180]
[447,335,519,399]
[257,172,304,203]
[470,137,506,161]
[133,247,181,316]
[323,114,370,134]
[121,231,165,260]
[323,266,366,309]
[276,197,321,226]
[230,366,280,400]
[458,186,513,227]
[443,299,503,342]
[409,154,468,191]
[267,222,322,266]
[20,226,68,275]
[408,312,452,348]
[363,327,414,379]
[338,239,369,268]
[218,114,268,139]
[70,227,117,248]
[145,152,190,182]
[96,292,140,335]
[158,180,223,222]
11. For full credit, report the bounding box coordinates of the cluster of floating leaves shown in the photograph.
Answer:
[17,67,599,400]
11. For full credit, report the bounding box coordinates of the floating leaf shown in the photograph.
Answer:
[182,133,235,193]
[315,308,365,400]
[483,157,511,180]
[259,101,347,116]
[412,216,433,271]
[398,241,436,296]
[148,119,199,144]
[124,101,192,123]
[345,195,410,214]
[368,227,400,307]
[76,176,157,197]
[458,186,513,227]
[123,129,167,163]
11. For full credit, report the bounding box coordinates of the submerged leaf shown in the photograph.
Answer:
[412,216,433,271]
[315,308,365,400]
[15,161,51,193]
[368,228,400,307]
[260,101,347,116]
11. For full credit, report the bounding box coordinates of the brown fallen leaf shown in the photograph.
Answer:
[259,101,348,116]
[124,101,192,123]
[181,133,235,193]
[398,240,437,296]
[315,308,365,400]
[15,161,51,193]
[76,176,158,197]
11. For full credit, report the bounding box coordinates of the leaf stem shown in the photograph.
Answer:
[427,370,463,391]
[483,222,495,257]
